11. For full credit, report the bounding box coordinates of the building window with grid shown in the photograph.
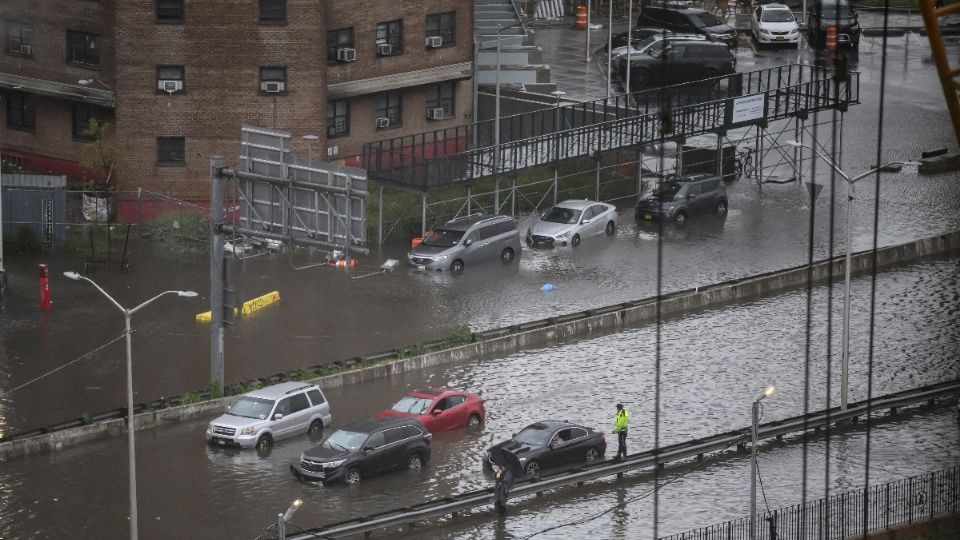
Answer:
[425,12,456,48]
[6,92,35,131]
[259,66,287,94]
[327,100,349,138]
[425,82,455,119]
[375,20,403,56]
[6,20,35,56]
[157,137,185,165]
[156,0,184,23]
[67,30,99,66]
[327,28,354,63]
[259,0,286,23]
[375,91,402,128]
[71,104,99,140]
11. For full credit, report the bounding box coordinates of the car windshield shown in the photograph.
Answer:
[323,430,367,451]
[227,397,274,419]
[635,35,660,51]
[822,3,855,17]
[541,206,582,224]
[421,228,465,247]
[689,12,723,27]
[761,10,795,22]
[391,396,433,414]
[652,181,683,200]
[514,426,554,446]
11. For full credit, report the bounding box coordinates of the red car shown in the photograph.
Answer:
[376,388,485,433]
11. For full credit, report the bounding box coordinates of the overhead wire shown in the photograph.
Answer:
[1,331,128,395]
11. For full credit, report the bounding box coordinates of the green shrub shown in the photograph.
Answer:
[291,368,319,381]
[446,324,473,347]
[209,380,223,399]
[81,413,93,425]
[181,391,201,405]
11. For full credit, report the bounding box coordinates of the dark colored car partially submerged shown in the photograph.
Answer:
[484,420,606,476]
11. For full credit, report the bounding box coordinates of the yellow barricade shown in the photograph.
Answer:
[195,291,280,322]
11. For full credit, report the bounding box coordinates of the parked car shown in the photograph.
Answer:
[484,420,606,476]
[635,173,728,225]
[525,200,618,248]
[637,7,737,47]
[627,41,736,90]
[595,26,669,55]
[611,32,706,76]
[291,417,432,484]
[375,387,485,432]
[752,4,800,45]
[407,214,520,275]
[206,382,332,451]
[807,0,861,48]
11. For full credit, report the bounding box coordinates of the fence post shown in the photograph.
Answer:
[930,471,935,520]
[885,483,890,529]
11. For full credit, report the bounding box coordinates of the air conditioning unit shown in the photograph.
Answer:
[426,108,446,120]
[425,36,443,48]
[336,47,357,62]
[20,45,32,55]
[327,146,339,157]
[158,79,183,93]
[377,42,393,55]
[375,117,390,128]
[261,81,285,93]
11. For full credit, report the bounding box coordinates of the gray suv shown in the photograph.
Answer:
[635,174,728,225]
[206,382,332,451]
[407,214,521,275]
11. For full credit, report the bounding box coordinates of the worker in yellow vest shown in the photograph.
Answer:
[614,403,629,461]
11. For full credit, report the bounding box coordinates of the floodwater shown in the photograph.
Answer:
[1,257,957,539]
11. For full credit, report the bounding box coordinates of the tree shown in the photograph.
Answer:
[79,119,123,190]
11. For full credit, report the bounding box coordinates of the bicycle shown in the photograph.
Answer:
[734,147,755,179]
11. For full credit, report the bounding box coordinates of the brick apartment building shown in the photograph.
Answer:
[0,0,472,214]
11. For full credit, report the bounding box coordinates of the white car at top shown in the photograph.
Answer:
[752,4,800,45]
[525,200,618,248]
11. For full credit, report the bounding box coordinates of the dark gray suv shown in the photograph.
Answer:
[636,174,728,225]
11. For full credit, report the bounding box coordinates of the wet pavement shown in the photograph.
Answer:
[1,257,957,539]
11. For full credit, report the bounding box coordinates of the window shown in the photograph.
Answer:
[6,92,35,131]
[157,137,185,164]
[384,427,405,445]
[156,0,184,23]
[67,30,99,66]
[274,397,292,416]
[327,99,349,137]
[425,81,455,118]
[6,20,34,56]
[375,90,402,128]
[259,66,287,93]
[400,425,423,439]
[72,104,98,140]
[375,20,403,56]
[425,12,456,47]
[365,431,385,449]
[326,28,354,62]
[156,65,185,93]
[307,389,325,406]
[288,393,310,413]
[260,0,286,23]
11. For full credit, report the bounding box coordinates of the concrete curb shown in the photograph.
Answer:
[3,230,959,461]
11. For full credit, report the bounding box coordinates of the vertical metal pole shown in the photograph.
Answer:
[495,24,502,215]
[473,35,480,148]
[607,1,613,98]
[750,399,759,540]
[716,133,724,177]
[626,0,633,99]
[209,156,225,397]
[378,186,383,246]
[758,127,764,185]
[595,154,601,201]
[586,0,592,62]
[277,513,286,540]
[794,118,802,185]
[0,133,5,302]
[636,148,643,197]
[553,166,559,205]
[125,311,139,540]
[511,176,517,216]
[421,193,427,237]
[467,185,472,215]
[841,180,853,410]
[344,176,351,271]
[494,178,501,214]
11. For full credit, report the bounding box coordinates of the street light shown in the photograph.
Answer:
[787,140,906,411]
[750,385,776,540]
[302,134,319,166]
[551,90,566,205]
[277,499,303,540]
[63,271,197,540]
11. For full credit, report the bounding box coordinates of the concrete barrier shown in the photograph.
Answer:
[3,230,958,460]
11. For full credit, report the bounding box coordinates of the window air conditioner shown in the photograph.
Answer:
[20,45,32,55]
[375,117,390,128]
[261,81,285,93]
[426,108,446,120]
[159,80,183,93]
[377,42,393,55]
[425,36,443,48]
[336,48,357,62]
[327,146,339,157]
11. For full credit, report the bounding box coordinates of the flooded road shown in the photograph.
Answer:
[1,258,957,539]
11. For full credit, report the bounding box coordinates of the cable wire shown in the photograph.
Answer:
[1,331,128,395]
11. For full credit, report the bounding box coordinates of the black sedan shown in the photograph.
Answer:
[484,420,606,476]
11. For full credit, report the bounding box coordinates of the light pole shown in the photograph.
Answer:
[750,385,776,540]
[787,140,906,411]
[606,0,613,98]
[63,271,197,540]
[551,90,566,205]
[302,134,319,166]
[277,499,302,540]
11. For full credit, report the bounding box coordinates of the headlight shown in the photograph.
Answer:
[323,459,346,469]
[206,424,213,433]
[519,457,528,463]
[241,426,257,435]
[435,255,448,261]
[557,231,570,239]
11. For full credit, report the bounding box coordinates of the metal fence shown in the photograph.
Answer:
[660,466,960,540]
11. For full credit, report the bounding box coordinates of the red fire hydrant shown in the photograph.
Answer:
[39,263,51,310]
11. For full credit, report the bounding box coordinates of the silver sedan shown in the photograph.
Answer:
[525,200,618,248]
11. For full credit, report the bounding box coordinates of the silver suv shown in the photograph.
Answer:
[407,214,521,275]
[206,382,332,451]
[635,174,728,225]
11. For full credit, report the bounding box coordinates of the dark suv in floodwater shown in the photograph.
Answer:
[638,7,737,47]
[807,0,861,49]
[636,174,728,225]
[627,41,735,90]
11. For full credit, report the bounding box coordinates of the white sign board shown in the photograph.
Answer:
[730,94,767,125]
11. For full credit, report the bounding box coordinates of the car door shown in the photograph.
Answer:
[361,430,388,475]
[562,427,591,463]
[286,392,313,436]
[271,397,297,439]
[661,44,686,84]
[307,388,330,425]
[444,395,469,428]
[380,427,409,472]
[687,182,711,214]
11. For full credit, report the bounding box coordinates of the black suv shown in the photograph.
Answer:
[291,417,431,484]
[636,174,728,225]
[807,0,861,49]
[627,41,735,90]
[637,7,737,47]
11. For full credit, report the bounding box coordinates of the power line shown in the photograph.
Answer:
[2,331,127,394]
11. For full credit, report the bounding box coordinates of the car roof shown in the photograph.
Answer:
[761,3,792,8]
[554,199,604,210]
[442,214,513,231]
[677,173,721,183]
[343,416,424,433]
[244,382,317,400]
[521,420,586,431]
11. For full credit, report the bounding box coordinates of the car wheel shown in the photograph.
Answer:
[407,453,424,471]
[450,259,465,275]
[571,234,581,247]
[716,200,728,216]
[466,413,483,431]
[585,446,602,462]
[255,434,273,452]
[673,211,688,226]
[500,247,515,264]
[525,460,541,476]
[345,467,362,485]
[605,221,616,236]
[308,420,324,439]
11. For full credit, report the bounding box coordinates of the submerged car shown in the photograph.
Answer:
[206,382,332,451]
[375,387,485,432]
[291,417,432,484]
[637,7,737,48]
[807,0,861,49]
[611,32,706,76]
[635,173,728,225]
[407,214,520,274]
[525,200,618,248]
[627,41,736,90]
[752,4,800,45]
[484,420,606,476]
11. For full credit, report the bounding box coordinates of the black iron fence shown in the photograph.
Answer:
[660,466,960,540]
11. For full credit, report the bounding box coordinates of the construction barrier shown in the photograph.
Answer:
[574,4,588,28]
[195,290,280,322]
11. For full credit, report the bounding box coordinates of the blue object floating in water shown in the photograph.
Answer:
[541,283,556,292]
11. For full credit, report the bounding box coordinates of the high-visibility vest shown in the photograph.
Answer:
[614,409,629,432]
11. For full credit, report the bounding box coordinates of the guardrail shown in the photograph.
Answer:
[287,378,960,539]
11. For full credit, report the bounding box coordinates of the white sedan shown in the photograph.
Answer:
[525,200,618,248]
[752,4,800,45]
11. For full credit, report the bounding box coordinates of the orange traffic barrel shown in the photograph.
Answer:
[411,236,423,248]
[575,5,588,29]
[331,258,357,269]
[826,26,837,52]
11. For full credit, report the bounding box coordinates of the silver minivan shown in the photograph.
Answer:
[407,214,521,275]
[206,382,333,451]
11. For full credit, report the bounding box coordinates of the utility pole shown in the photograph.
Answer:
[210,156,225,396]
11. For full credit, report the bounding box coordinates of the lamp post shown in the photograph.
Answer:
[302,134,319,166]
[750,385,776,540]
[787,140,906,411]
[63,271,197,540]
[277,499,303,540]
[551,90,566,205]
